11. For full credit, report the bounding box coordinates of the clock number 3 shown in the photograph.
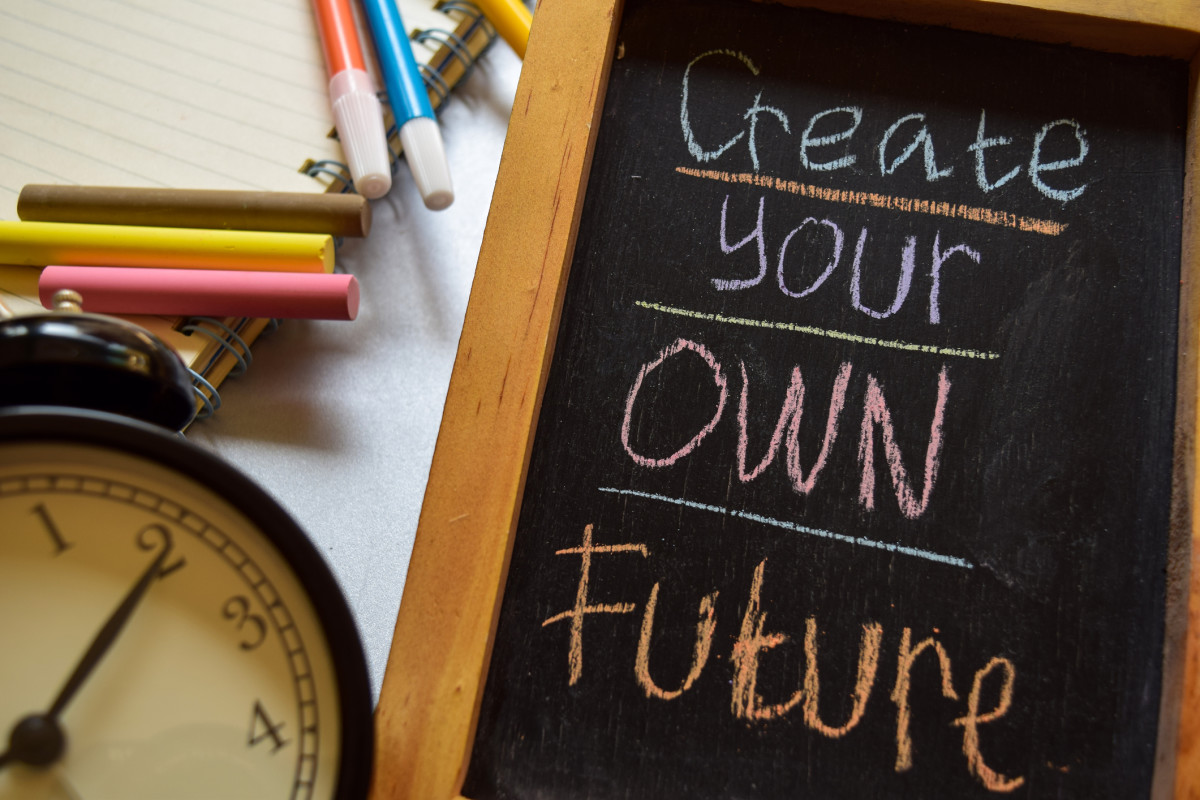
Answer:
[222,596,268,651]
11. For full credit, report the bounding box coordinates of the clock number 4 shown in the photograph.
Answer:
[248,701,290,753]
[32,503,73,555]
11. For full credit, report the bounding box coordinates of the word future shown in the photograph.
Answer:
[543,524,1025,792]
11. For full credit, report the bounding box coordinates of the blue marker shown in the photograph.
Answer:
[360,0,454,210]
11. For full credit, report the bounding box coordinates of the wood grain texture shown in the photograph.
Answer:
[1171,52,1200,800]
[770,0,1200,57]
[373,1,1200,797]
[368,0,621,797]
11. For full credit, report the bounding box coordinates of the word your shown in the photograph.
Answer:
[621,338,949,520]
[712,194,980,326]
[543,524,1024,792]
[680,49,1090,203]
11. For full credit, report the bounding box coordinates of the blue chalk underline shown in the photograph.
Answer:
[597,486,974,569]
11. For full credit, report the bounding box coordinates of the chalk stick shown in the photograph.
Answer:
[40,265,360,321]
[0,221,334,273]
[17,185,372,237]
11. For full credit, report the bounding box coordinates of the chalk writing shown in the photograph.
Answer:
[954,657,1025,792]
[622,338,950,518]
[804,616,882,738]
[620,338,728,468]
[542,526,1023,790]
[676,167,1067,235]
[880,113,953,180]
[893,627,959,772]
[858,366,950,519]
[735,360,850,489]
[542,523,649,685]
[635,582,719,700]
[681,49,762,164]
[730,558,801,721]
[636,300,1001,360]
[800,106,861,172]
[467,10,1184,796]
[597,486,974,567]
[679,50,1090,202]
[713,194,984,325]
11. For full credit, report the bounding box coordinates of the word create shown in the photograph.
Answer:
[543,524,1024,793]
[680,49,1090,203]
[712,193,981,326]
[621,337,950,520]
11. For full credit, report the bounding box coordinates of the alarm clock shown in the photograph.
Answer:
[0,407,374,799]
[0,298,374,798]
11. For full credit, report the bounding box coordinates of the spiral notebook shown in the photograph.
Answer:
[0,0,496,421]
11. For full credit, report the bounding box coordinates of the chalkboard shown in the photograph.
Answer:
[370,2,1200,799]
[459,1,1189,797]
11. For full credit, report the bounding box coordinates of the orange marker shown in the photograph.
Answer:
[313,0,392,198]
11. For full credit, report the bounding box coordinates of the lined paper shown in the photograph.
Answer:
[0,0,346,219]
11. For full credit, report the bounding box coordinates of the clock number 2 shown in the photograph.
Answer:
[31,503,73,555]
[136,525,187,579]
[222,595,268,651]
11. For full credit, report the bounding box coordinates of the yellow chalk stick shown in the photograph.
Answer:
[0,221,334,273]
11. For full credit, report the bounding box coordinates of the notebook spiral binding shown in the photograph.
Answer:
[180,317,279,421]
[181,2,497,425]
[186,2,498,427]
[303,0,498,195]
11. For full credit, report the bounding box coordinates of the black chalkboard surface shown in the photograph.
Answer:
[460,1,1188,797]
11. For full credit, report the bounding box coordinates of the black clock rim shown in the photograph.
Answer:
[0,406,374,800]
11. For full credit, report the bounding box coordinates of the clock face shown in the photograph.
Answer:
[0,412,371,799]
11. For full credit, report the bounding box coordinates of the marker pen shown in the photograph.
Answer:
[313,0,393,199]
[360,0,454,210]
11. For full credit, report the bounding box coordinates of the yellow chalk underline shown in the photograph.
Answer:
[675,166,1065,237]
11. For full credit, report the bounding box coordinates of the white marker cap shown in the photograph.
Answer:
[400,116,454,210]
[329,69,393,200]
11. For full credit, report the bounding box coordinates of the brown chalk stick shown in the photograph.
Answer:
[17,184,372,238]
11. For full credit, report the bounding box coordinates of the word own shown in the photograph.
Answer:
[621,338,950,520]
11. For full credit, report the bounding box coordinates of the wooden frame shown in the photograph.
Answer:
[370,1,1200,797]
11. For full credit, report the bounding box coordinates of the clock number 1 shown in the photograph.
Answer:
[32,503,73,554]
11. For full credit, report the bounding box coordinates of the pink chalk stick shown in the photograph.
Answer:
[39,265,359,321]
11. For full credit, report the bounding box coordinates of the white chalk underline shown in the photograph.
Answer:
[598,486,974,569]
[637,300,1000,361]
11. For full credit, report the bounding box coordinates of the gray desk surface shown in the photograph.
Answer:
[188,44,524,700]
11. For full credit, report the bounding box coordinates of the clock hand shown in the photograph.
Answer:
[46,529,174,719]
[0,529,174,769]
